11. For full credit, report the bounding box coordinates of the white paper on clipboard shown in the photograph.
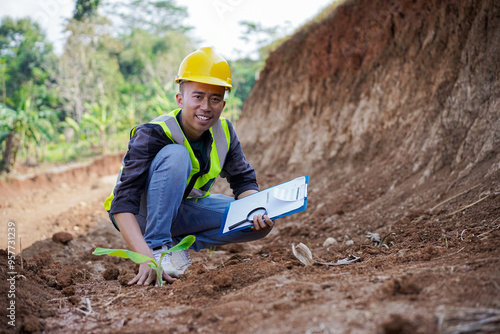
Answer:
[219,175,309,235]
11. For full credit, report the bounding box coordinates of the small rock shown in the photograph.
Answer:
[323,237,338,247]
[52,232,73,244]
[345,240,355,246]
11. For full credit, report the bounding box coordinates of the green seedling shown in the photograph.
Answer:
[209,246,216,258]
[93,235,195,287]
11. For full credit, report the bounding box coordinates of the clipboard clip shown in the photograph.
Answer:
[272,183,308,201]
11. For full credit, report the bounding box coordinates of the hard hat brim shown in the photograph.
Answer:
[175,75,232,91]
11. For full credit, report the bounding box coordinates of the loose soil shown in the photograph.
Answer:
[1,154,499,333]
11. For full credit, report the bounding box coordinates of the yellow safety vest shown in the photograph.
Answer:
[104,108,231,211]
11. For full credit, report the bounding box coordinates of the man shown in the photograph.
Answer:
[105,47,273,286]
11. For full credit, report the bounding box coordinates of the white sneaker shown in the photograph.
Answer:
[170,250,192,276]
[151,245,181,278]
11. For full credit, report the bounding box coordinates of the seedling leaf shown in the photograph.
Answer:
[93,248,153,264]
[93,235,196,287]
[167,235,196,253]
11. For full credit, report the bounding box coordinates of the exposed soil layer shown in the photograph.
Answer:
[1,0,500,333]
[1,165,499,334]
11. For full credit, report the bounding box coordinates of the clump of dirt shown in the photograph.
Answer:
[380,313,437,334]
[102,266,120,281]
[52,232,74,245]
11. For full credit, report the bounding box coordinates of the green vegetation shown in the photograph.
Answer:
[0,0,298,173]
[93,235,195,286]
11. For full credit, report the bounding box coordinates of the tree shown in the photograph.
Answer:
[238,20,293,60]
[116,29,193,124]
[0,17,57,107]
[103,0,192,36]
[0,104,19,172]
[229,58,262,106]
[0,17,59,172]
[58,15,124,122]
[0,85,57,172]
[58,2,195,155]
[118,28,192,85]
[80,102,110,152]
[74,0,101,21]
[0,58,6,104]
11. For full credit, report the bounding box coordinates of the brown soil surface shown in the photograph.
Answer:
[0,154,499,334]
[1,0,500,333]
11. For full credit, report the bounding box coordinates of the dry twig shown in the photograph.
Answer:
[438,307,500,334]
[430,184,481,212]
[101,294,126,308]
[95,290,136,308]
[76,297,92,316]
[446,190,499,217]
[20,237,23,271]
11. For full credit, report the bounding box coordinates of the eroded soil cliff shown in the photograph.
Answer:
[239,0,499,185]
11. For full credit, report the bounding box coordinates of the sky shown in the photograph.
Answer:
[1,0,334,60]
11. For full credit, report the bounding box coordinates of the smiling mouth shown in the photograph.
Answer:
[196,115,211,121]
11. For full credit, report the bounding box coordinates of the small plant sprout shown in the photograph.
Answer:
[93,235,195,287]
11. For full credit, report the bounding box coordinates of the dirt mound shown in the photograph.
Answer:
[2,0,500,333]
[238,0,499,188]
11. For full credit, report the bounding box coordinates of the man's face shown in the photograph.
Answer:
[176,81,226,140]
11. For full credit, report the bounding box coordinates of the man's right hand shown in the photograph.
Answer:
[114,212,177,286]
[128,262,177,286]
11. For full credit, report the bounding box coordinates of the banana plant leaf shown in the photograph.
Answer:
[92,248,153,264]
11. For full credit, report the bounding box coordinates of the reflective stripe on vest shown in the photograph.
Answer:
[104,108,230,211]
[151,108,230,198]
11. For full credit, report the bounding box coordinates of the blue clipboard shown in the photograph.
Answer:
[219,175,309,235]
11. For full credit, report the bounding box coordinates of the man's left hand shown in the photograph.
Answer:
[238,190,274,231]
[252,214,274,231]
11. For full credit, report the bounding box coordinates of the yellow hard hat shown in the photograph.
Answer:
[175,47,232,91]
